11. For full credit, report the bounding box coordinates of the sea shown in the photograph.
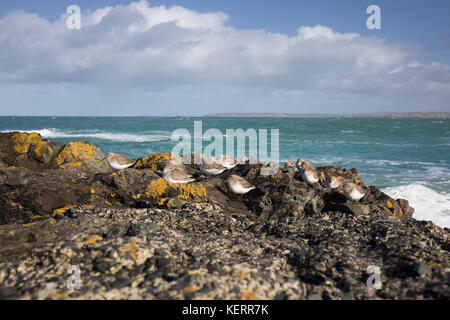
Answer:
[1,116,449,228]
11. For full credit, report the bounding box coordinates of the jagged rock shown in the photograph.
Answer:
[0,132,62,170]
[0,134,447,301]
[397,198,415,217]
[0,167,111,224]
[0,204,448,300]
[99,169,207,209]
[54,140,110,173]
[133,152,172,172]
[0,133,415,225]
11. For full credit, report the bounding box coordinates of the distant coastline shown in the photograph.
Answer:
[205,112,450,118]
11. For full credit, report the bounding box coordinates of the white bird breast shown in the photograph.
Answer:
[348,189,365,200]
[109,160,133,170]
[302,172,318,184]
[229,183,254,195]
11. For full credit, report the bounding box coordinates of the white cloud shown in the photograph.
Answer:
[0,0,448,113]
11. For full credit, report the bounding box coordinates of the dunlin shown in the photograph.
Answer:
[284,161,297,170]
[103,152,136,170]
[296,158,319,184]
[326,176,342,189]
[163,157,195,184]
[198,154,227,176]
[216,154,238,170]
[226,174,255,200]
[342,182,367,201]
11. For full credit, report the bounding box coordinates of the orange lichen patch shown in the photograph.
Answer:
[354,178,362,184]
[85,236,102,244]
[184,285,199,293]
[337,176,342,180]
[339,190,344,194]
[7,166,18,169]
[132,193,142,199]
[52,205,77,217]
[320,172,326,179]
[387,200,393,208]
[55,141,97,169]
[176,183,207,200]
[238,269,253,280]
[241,290,261,300]
[428,262,440,268]
[52,292,70,300]
[121,245,138,260]
[158,198,169,206]
[393,212,397,217]
[130,238,139,244]
[24,221,38,227]
[12,132,41,154]
[134,152,172,169]
[110,193,116,198]
[90,188,96,194]
[292,211,299,217]
[399,209,403,216]
[188,269,207,276]
[33,141,52,159]
[145,178,169,198]
[144,178,206,201]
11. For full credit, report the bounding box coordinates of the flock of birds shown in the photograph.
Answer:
[102,152,367,201]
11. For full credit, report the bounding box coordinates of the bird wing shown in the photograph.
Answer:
[171,164,193,178]
[115,154,133,164]
[238,176,255,189]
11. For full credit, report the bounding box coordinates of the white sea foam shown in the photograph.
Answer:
[1,128,171,142]
[383,184,450,228]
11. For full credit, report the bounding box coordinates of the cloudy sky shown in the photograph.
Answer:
[0,0,449,116]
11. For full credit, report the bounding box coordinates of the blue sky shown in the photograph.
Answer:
[0,0,449,115]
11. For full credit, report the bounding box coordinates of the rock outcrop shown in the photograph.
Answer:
[0,132,446,300]
[0,204,448,300]
[0,132,414,224]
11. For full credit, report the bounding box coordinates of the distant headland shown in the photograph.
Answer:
[205,112,450,118]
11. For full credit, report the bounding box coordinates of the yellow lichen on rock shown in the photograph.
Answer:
[158,198,169,206]
[32,139,53,159]
[55,141,97,169]
[134,152,172,169]
[145,178,169,198]
[144,178,207,202]
[52,205,77,217]
[176,183,207,200]
[121,244,138,261]
[12,132,53,161]
[241,290,261,300]
[238,269,254,280]
[12,132,42,154]
[184,285,199,293]
[85,236,102,244]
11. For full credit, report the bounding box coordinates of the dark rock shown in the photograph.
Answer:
[414,262,432,277]
[0,133,447,300]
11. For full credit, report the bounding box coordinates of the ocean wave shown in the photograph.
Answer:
[383,184,450,228]
[1,128,171,142]
[365,159,439,166]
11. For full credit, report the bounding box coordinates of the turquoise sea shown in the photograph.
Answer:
[1,116,449,228]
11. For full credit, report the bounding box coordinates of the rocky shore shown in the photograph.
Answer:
[0,132,449,299]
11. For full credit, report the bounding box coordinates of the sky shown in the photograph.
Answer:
[0,0,449,116]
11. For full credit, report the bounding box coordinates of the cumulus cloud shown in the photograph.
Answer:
[0,0,448,113]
